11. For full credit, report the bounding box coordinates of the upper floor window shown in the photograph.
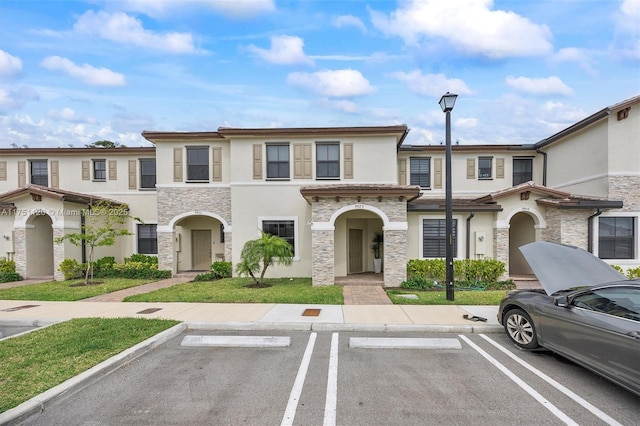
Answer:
[599,217,634,260]
[410,157,431,188]
[266,144,290,179]
[137,224,158,254]
[93,159,106,181]
[187,146,209,181]
[422,218,457,258]
[316,143,340,179]
[478,157,492,180]
[140,159,156,189]
[30,160,48,186]
[513,158,533,186]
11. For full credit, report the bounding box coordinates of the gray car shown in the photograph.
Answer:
[498,241,640,396]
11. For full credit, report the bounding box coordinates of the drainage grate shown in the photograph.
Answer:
[136,308,163,314]
[302,308,321,317]
[1,305,40,312]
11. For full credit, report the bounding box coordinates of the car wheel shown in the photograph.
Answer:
[504,308,539,349]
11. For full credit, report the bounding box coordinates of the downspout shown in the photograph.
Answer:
[536,148,547,186]
[466,212,475,259]
[81,209,86,264]
[587,209,603,253]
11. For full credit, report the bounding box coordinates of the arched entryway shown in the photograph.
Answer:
[25,213,54,277]
[509,212,535,275]
[172,214,226,272]
[333,208,384,277]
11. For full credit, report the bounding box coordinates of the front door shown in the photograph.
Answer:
[192,230,212,270]
[348,229,363,274]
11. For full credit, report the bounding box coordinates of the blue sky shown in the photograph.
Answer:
[0,0,638,148]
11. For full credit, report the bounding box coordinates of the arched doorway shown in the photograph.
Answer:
[25,214,54,277]
[333,209,384,276]
[173,215,224,272]
[509,212,535,275]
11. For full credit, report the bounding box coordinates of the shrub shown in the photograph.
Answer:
[407,258,507,283]
[58,259,83,280]
[125,254,158,265]
[0,272,21,283]
[211,261,232,278]
[625,266,640,279]
[112,261,170,279]
[93,256,116,277]
[400,275,433,290]
[610,264,624,274]
[0,259,16,274]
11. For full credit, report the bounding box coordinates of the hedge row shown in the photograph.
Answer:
[58,255,171,280]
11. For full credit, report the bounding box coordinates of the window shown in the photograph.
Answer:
[187,146,209,181]
[410,157,431,188]
[478,157,492,179]
[266,144,290,179]
[599,217,634,259]
[137,224,157,254]
[422,219,457,258]
[316,143,340,179]
[93,159,106,181]
[513,158,533,185]
[30,160,48,186]
[573,287,640,321]
[262,220,295,253]
[140,159,156,189]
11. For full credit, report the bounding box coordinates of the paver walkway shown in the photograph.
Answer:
[81,272,198,302]
[342,285,393,305]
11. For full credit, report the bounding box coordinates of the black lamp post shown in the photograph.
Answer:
[439,92,457,301]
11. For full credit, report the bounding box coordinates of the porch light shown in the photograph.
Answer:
[439,92,458,113]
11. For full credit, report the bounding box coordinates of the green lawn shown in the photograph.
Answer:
[0,278,155,301]
[0,318,179,413]
[125,277,344,304]
[387,289,508,305]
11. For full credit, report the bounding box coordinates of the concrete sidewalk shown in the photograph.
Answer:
[0,298,501,332]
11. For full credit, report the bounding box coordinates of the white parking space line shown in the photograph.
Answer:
[479,334,623,426]
[349,337,461,349]
[181,335,291,348]
[281,332,317,426]
[323,332,339,426]
[459,335,578,426]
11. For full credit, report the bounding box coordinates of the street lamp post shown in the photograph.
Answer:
[439,92,458,301]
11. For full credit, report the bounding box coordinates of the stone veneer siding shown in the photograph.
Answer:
[13,228,26,278]
[53,227,65,281]
[310,196,408,287]
[608,176,640,212]
[494,227,509,275]
[541,208,590,249]
[156,186,231,274]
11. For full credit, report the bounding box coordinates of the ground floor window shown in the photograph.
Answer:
[599,217,634,259]
[261,220,295,254]
[422,218,457,258]
[138,224,158,254]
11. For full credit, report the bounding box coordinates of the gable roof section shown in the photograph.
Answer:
[473,181,570,203]
[0,185,123,206]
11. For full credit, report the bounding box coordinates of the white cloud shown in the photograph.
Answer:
[613,0,640,59]
[370,0,553,58]
[287,69,375,97]
[334,15,367,33]
[73,10,196,54]
[0,87,39,112]
[246,35,314,65]
[0,49,22,78]
[46,107,95,123]
[41,56,126,87]
[321,98,358,113]
[506,76,573,96]
[551,47,597,74]
[391,71,472,97]
[116,0,276,19]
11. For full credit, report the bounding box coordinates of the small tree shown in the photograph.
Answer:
[56,200,138,285]
[235,232,294,287]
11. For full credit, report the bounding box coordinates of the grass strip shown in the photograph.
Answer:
[0,317,179,413]
[125,277,344,304]
[0,278,154,301]
[387,289,508,305]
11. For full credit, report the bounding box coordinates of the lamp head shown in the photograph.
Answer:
[439,92,458,112]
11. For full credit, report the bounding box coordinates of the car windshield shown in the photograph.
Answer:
[572,287,640,322]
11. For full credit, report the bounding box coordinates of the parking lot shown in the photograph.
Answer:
[16,330,640,425]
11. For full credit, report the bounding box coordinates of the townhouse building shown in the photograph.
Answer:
[1,95,638,286]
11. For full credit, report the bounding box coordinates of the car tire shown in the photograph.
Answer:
[504,308,539,349]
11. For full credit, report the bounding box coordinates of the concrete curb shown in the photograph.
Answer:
[0,323,187,426]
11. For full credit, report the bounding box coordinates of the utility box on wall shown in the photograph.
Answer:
[475,231,486,256]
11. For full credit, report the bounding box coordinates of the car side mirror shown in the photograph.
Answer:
[555,296,569,308]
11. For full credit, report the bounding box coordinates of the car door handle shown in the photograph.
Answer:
[626,331,640,339]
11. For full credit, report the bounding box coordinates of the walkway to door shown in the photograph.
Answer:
[336,273,392,305]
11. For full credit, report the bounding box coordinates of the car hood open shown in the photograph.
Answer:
[519,241,627,295]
